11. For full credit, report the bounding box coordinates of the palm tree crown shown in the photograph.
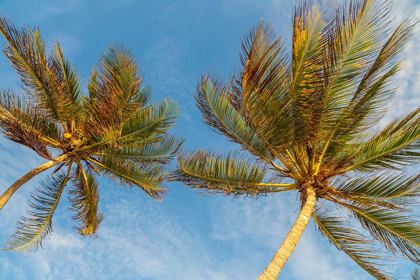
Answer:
[173,0,420,279]
[0,17,181,253]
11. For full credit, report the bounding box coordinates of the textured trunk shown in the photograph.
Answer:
[257,186,316,280]
[0,154,68,210]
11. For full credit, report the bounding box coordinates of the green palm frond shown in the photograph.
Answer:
[88,156,166,200]
[49,41,83,124]
[337,173,420,207]
[0,17,80,125]
[100,135,183,165]
[324,20,415,156]
[173,150,294,197]
[0,91,60,158]
[320,0,392,117]
[313,209,391,280]
[69,163,104,236]
[345,108,420,171]
[196,77,272,161]
[290,3,327,144]
[4,163,72,253]
[344,204,420,264]
[133,85,153,109]
[121,98,179,143]
[230,21,296,152]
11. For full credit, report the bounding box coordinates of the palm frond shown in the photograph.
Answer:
[88,44,142,121]
[231,21,294,150]
[4,164,72,253]
[345,108,420,171]
[100,135,183,165]
[320,0,392,120]
[196,77,273,162]
[80,99,177,152]
[121,98,179,143]
[172,150,294,197]
[290,2,328,144]
[82,44,148,143]
[0,17,80,124]
[133,85,153,109]
[88,156,166,200]
[336,173,420,207]
[343,203,420,264]
[49,41,83,127]
[69,163,104,236]
[313,209,391,279]
[0,91,59,158]
[323,19,415,158]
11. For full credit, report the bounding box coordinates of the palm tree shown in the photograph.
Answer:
[172,0,420,279]
[0,16,181,253]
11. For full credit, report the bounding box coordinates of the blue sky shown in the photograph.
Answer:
[0,0,419,279]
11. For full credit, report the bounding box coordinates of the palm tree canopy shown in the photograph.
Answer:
[172,0,420,278]
[0,16,181,253]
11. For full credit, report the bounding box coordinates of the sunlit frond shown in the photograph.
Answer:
[313,209,391,279]
[69,163,104,236]
[344,204,420,264]
[87,44,142,121]
[121,98,179,143]
[173,150,294,197]
[49,41,83,127]
[230,21,294,149]
[290,3,327,144]
[0,91,60,158]
[345,108,420,171]
[0,16,80,125]
[337,173,420,207]
[100,135,183,165]
[4,164,72,253]
[196,77,272,161]
[322,19,415,158]
[88,156,166,200]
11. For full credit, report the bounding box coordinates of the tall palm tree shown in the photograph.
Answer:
[0,16,181,253]
[172,0,420,279]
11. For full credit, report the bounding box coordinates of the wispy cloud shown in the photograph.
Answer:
[207,195,372,279]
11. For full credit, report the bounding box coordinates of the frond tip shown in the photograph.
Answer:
[313,209,392,279]
[4,168,71,253]
[344,203,420,265]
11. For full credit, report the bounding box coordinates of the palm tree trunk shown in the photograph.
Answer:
[257,186,316,280]
[0,154,68,210]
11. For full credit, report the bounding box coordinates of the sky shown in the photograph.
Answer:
[0,0,419,279]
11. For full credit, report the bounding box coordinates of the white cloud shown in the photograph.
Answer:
[207,195,372,280]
